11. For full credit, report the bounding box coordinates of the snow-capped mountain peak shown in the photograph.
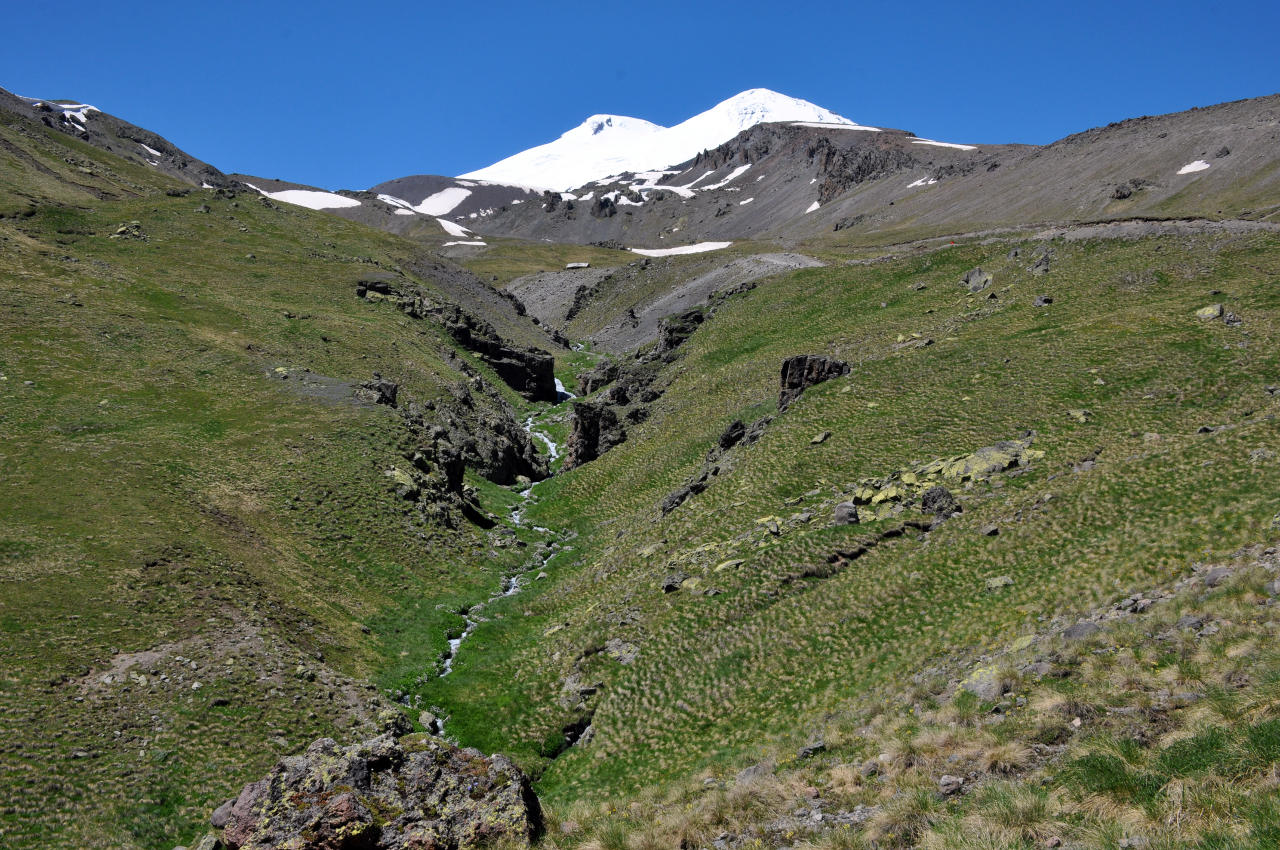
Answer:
[460,88,858,191]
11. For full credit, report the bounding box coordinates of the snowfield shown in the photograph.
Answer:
[461,89,859,190]
[1177,160,1211,174]
[630,242,733,257]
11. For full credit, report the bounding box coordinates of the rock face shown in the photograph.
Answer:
[564,402,625,469]
[778,355,850,410]
[358,280,556,402]
[217,731,541,850]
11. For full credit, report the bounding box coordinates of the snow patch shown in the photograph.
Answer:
[911,139,977,151]
[700,164,752,191]
[805,201,820,214]
[739,198,754,205]
[242,182,362,210]
[907,176,939,188]
[436,218,472,237]
[1177,160,1211,175]
[139,143,162,157]
[630,242,732,257]
[412,187,472,216]
[393,209,414,216]
[443,240,487,247]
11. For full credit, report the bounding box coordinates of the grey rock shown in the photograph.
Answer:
[921,485,960,518]
[1033,294,1053,307]
[1175,614,1204,631]
[961,267,993,293]
[1204,568,1232,587]
[1063,621,1101,641]
[979,524,1000,537]
[834,502,860,525]
[938,774,964,795]
[778,355,850,410]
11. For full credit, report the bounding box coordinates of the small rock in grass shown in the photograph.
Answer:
[1204,568,1232,587]
[1064,621,1100,641]
[1195,304,1224,320]
[1033,294,1053,307]
[810,431,832,445]
[985,575,1014,591]
[938,774,964,795]
[980,524,1000,537]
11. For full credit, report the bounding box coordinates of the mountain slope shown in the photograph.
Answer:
[459,88,863,190]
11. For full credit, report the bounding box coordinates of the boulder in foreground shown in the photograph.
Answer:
[215,726,541,850]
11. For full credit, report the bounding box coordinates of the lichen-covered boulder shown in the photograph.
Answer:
[216,731,541,850]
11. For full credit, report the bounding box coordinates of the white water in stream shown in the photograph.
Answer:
[432,380,577,733]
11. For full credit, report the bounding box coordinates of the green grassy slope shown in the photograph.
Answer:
[0,114,561,847]
[426,231,1280,816]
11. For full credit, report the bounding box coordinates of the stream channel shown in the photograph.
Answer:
[429,378,575,736]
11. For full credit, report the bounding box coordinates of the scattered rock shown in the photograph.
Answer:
[1033,295,1053,307]
[797,740,826,760]
[985,575,1014,591]
[810,431,832,445]
[661,572,687,594]
[1176,614,1205,631]
[979,524,1000,537]
[938,774,964,795]
[1068,409,1093,423]
[1195,304,1224,320]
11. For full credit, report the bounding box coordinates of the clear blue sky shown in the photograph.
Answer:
[4,1,1277,190]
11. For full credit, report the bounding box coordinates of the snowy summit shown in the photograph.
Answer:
[461,88,861,191]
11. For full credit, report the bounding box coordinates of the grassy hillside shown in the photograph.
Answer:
[0,112,564,847]
[424,229,1280,837]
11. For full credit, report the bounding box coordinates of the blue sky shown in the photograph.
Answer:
[4,0,1277,190]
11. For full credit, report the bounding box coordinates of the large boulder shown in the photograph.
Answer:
[217,732,541,850]
[778,355,850,410]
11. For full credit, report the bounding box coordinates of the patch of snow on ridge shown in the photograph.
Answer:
[435,218,472,237]
[805,201,820,214]
[911,139,977,151]
[378,194,413,209]
[739,198,754,205]
[630,242,732,257]
[393,209,414,216]
[413,187,472,216]
[139,143,162,157]
[1177,160,1211,175]
[792,121,881,132]
[907,176,939,188]
[700,164,752,191]
[242,182,362,210]
[443,240,487,247]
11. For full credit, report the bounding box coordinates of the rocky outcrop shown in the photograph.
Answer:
[778,355,850,410]
[358,280,556,402]
[577,359,619,395]
[564,402,626,470]
[661,415,772,515]
[842,432,1042,523]
[213,726,541,850]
